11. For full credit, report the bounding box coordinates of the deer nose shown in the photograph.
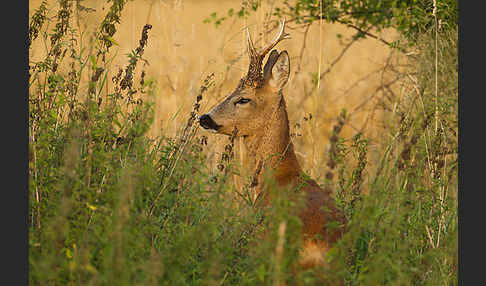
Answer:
[199,114,220,131]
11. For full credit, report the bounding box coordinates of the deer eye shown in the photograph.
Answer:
[235,98,251,105]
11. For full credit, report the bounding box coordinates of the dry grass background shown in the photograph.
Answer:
[28,2,458,284]
[29,0,402,183]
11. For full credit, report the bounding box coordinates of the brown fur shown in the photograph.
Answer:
[244,94,346,268]
[200,22,346,269]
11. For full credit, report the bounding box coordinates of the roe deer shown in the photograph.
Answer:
[199,20,346,268]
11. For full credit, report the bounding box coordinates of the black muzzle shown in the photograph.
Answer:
[199,114,221,131]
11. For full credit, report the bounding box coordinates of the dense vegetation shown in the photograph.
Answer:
[29,0,457,285]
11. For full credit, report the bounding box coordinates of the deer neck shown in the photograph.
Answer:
[242,96,302,190]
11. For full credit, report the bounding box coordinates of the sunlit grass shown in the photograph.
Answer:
[29,1,457,285]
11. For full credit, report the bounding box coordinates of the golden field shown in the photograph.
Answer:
[29,0,402,181]
[28,2,458,284]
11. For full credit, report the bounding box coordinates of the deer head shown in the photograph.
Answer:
[199,20,291,137]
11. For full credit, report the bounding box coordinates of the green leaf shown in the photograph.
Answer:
[104,36,119,47]
[90,55,97,69]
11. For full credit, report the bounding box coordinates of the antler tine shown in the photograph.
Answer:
[259,19,290,58]
[246,27,258,60]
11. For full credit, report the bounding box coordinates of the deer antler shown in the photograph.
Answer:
[245,20,290,87]
[258,19,290,57]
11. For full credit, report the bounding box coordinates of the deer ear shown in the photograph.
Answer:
[263,50,280,81]
[267,51,290,91]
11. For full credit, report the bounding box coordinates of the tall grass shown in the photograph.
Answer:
[29,1,457,285]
